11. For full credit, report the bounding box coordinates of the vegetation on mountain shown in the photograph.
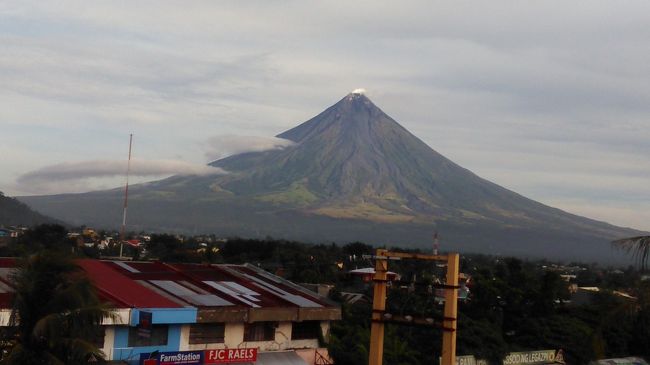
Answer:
[0,191,56,227]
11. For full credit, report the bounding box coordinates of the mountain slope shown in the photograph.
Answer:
[18,92,644,262]
[0,191,58,227]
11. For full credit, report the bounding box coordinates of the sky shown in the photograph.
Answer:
[1,1,649,232]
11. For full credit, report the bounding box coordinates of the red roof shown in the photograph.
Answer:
[0,258,337,313]
[78,259,183,308]
[106,261,333,309]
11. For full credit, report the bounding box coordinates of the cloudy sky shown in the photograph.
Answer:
[1,1,649,231]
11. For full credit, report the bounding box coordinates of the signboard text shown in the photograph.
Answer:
[205,348,258,364]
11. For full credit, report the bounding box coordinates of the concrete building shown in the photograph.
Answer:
[0,259,341,365]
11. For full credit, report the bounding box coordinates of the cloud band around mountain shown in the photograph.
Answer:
[204,135,296,162]
[17,159,225,194]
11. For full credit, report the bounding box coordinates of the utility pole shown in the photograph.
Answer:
[441,253,459,365]
[368,249,389,365]
[368,249,460,365]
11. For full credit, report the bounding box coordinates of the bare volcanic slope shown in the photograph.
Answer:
[19,92,644,262]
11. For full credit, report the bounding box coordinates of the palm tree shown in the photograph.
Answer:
[1,252,113,365]
[611,236,650,270]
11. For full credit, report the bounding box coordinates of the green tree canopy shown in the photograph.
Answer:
[1,252,112,365]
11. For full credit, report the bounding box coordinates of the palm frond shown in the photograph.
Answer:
[612,235,650,270]
[2,253,114,364]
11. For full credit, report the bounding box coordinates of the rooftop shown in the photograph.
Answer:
[0,259,341,323]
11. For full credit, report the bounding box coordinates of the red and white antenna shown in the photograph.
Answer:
[119,133,133,258]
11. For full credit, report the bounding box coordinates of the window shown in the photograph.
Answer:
[189,323,225,344]
[291,321,321,340]
[128,325,168,347]
[244,322,276,342]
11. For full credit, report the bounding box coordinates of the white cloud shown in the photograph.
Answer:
[16,159,224,194]
[204,135,296,162]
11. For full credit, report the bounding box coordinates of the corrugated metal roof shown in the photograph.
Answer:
[0,259,340,320]
[203,281,262,308]
[242,273,322,308]
[78,260,183,309]
[165,263,306,308]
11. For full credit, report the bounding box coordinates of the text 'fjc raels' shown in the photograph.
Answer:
[205,348,258,364]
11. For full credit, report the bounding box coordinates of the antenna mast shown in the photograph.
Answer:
[119,133,133,258]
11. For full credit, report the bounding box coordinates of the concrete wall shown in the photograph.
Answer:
[183,321,325,352]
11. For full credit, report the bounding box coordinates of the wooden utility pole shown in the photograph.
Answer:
[441,253,459,365]
[369,249,389,365]
[368,249,460,365]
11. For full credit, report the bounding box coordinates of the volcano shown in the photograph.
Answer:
[19,91,644,262]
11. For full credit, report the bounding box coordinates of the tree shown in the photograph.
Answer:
[612,236,650,270]
[328,303,371,365]
[147,234,185,261]
[1,253,112,365]
[14,224,74,254]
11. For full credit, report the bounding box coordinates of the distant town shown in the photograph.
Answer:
[1,222,648,365]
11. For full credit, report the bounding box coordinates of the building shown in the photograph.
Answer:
[0,259,341,365]
[347,267,400,283]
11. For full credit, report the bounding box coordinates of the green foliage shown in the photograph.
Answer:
[1,252,112,365]
[147,234,187,262]
[383,325,420,365]
[11,224,75,255]
[328,303,370,365]
[456,315,506,363]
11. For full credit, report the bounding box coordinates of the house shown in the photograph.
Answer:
[0,229,10,246]
[0,259,341,365]
[570,287,636,306]
[348,267,400,283]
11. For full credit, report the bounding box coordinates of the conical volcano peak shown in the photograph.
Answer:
[277,90,396,143]
[340,89,378,111]
[346,88,369,102]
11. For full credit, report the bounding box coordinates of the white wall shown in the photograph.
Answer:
[0,309,11,326]
[102,326,115,360]
[184,321,325,352]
